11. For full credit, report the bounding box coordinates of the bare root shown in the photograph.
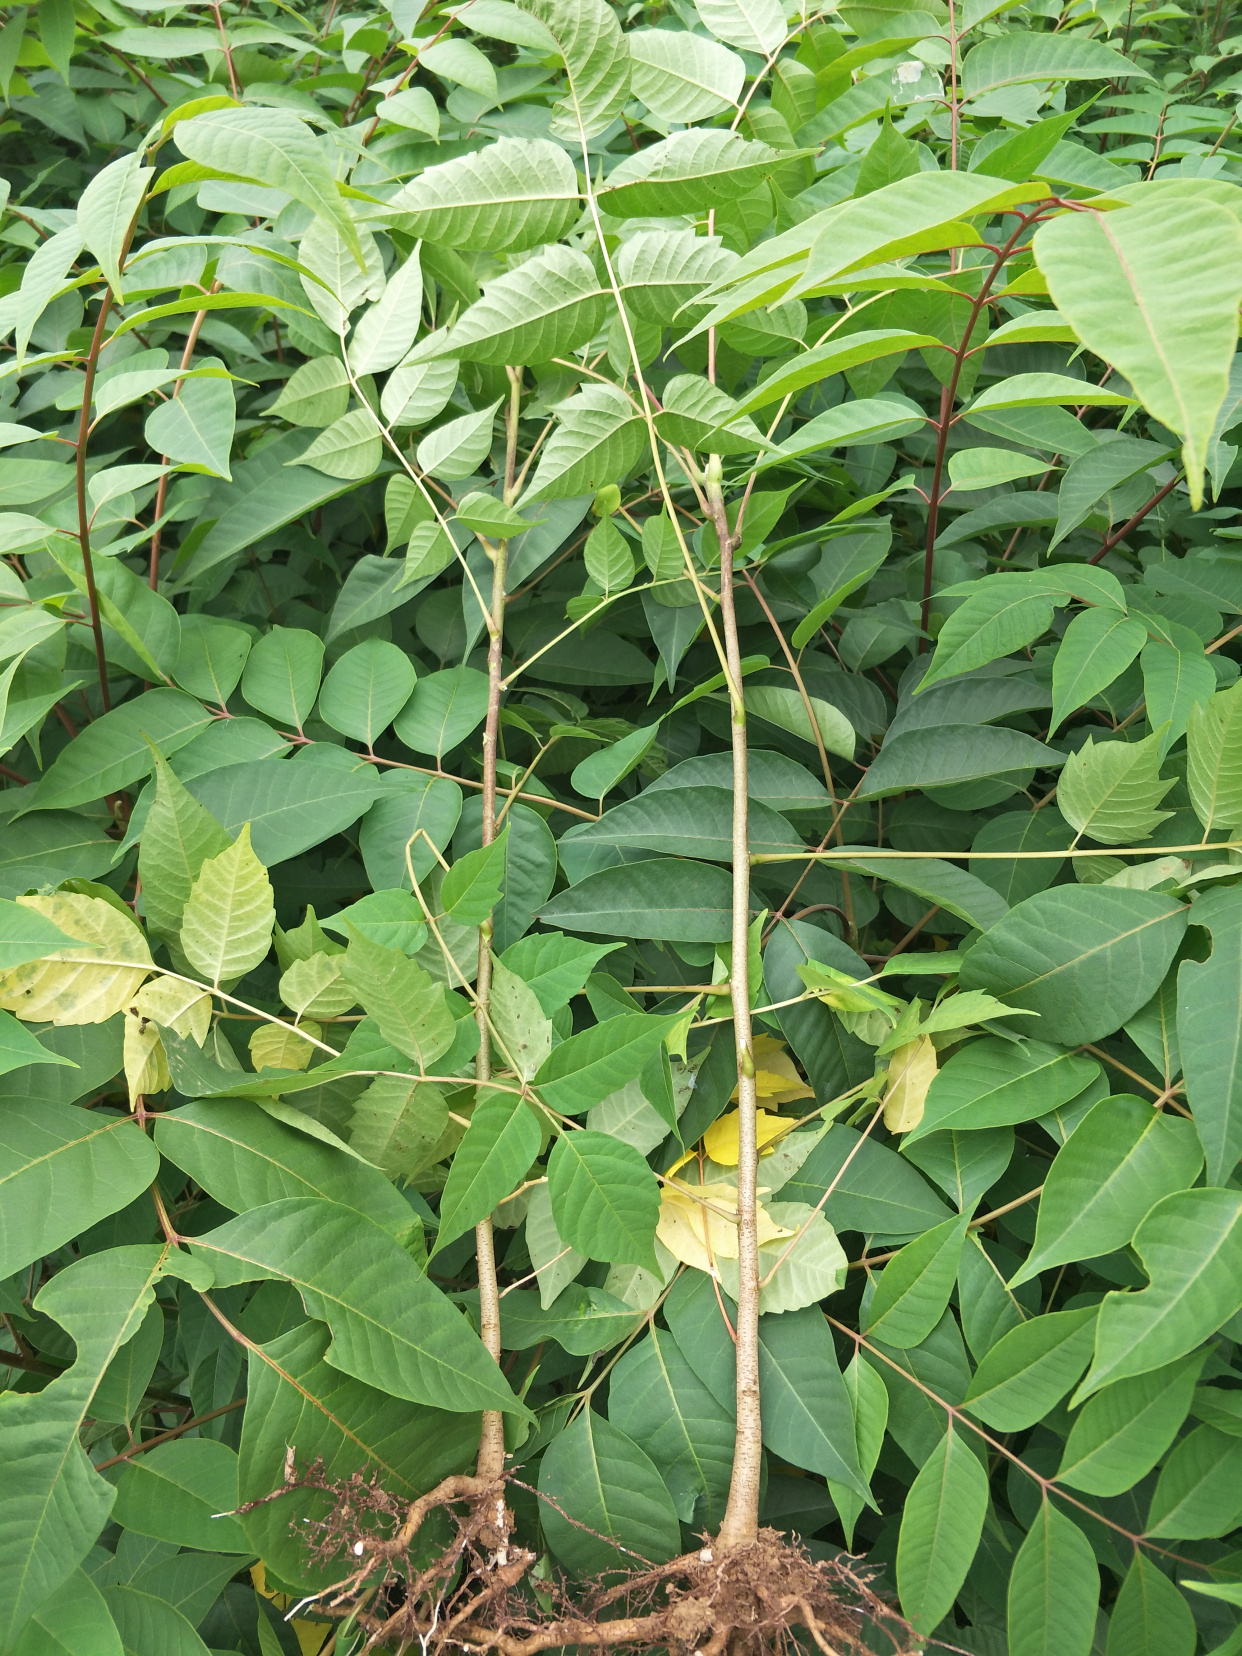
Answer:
[245,1463,921,1656]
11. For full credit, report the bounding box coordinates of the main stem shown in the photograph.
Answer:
[708,459,762,1549]
[474,367,522,1487]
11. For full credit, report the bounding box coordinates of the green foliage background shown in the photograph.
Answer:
[3,0,1242,1649]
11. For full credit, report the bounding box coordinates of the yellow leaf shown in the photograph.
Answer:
[249,1020,321,1071]
[703,1106,789,1167]
[656,1180,794,1274]
[730,1034,814,1103]
[883,1035,938,1133]
[133,975,212,1044]
[123,1010,170,1104]
[279,952,356,1017]
[0,893,151,1024]
[180,824,275,986]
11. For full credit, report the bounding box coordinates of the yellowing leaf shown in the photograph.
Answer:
[884,1035,939,1133]
[123,1009,170,1104]
[656,1179,794,1274]
[249,1020,322,1071]
[133,975,212,1044]
[703,1107,791,1165]
[180,824,275,986]
[0,893,151,1024]
[730,1035,814,1103]
[279,952,356,1017]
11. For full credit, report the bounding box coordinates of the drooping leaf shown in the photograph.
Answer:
[897,1427,989,1635]
[192,1197,531,1418]
[1035,195,1242,505]
[536,1409,681,1576]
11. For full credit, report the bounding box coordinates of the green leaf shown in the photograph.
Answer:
[1006,1502,1099,1656]
[179,824,274,986]
[537,1409,681,1576]
[548,1128,660,1268]
[608,1327,734,1526]
[519,384,648,504]
[240,624,324,732]
[182,430,356,582]
[599,130,794,218]
[727,331,940,419]
[963,1307,1097,1431]
[571,785,800,862]
[779,1122,953,1238]
[570,723,660,801]
[1057,1351,1206,1496]
[154,1097,413,1235]
[1078,1187,1242,1400]
[757,1307,870,1499]
[1051,609,1148,733]
[0,898,82,970]
[441,828,508,925]
[25,689,211,813]
[238,1321,478,1592]
[0,1104,158,1280]
[627,29,744,121]
[77,153,150,299]
[175,106,362,260]
[290,408,382,481]
[138,748,231,948]
[101,1587,211,1656]
[394,666,490,762]
[1011,1095,1203,1285]
[111,1439,249,1553]
[920,578,1057,689]
[830,1352,888,1548]
[267,355,350,427]
[317,638,417,747]
[865,1213,970,1348]
[427,244,606,367]
[963,31,1148,97]
[907,1038,1098,1144]
[0,1246,202,1645]
[515,0,632,141]
[535,1012,681,1114]
[1035,195,1242,505]
[8,1568,122,1656]
[859,724,1063,798]
[1186,679,1242,832]
[434,1094,541,1253]
[349,1076,449,1184]
[896,1427,989,1635]
[499,931,623,1015]
[342,930,456,1069]
[188,757,384,866]
[144,364,235,480]
[193,1197,530,1417]
[1145,1424,1242,1539]
[1107,1552,1197,1656]
[745,684,856,762]
[693,0,785,54]
[1142,628,1216,758]
[1057,730,1177,845]
[489,956,552,1081]
[959,887,1188,1045]
[540,859,733,943]
[392,136,580,251]
[1178,887,1242,1183]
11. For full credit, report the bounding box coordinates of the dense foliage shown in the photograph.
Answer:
[4,0,1242,1649]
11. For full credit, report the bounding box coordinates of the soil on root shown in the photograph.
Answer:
[239,1462,920,1656]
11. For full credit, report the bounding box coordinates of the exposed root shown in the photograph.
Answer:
[245,1463,921,1656]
